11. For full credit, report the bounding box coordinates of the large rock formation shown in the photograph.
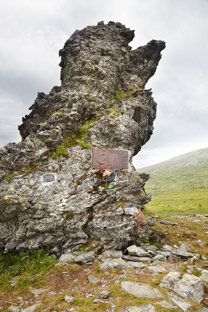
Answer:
[0,22,165,255]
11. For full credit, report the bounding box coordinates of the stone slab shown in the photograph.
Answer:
[121,281,163,298]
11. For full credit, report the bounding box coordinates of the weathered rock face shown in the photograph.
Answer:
[0,22,165,254]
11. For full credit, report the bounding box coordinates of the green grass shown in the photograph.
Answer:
[139,148,208,217]
[0,249,58,296]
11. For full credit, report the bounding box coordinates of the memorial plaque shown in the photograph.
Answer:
[43,173,55,183]
[124,207,138,215]
[92,148,128,169]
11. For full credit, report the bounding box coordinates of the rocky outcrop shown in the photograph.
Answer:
[0,21,165,254]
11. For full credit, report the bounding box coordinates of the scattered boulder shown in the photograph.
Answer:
[98,250,123,261]
[127,262,146,269]
[30,288,48,296]
[87,275,101,283]
[100,258,129,271]
[201,270,208,283]
[147,264,167,274]
[121,281,163,298]
[9,276,20,287]
[153,254,166,261]
[171,250,196,260]
[156,300,177,309]
[64,295,74,303]
[98,290,110,299]
[178,243,192,252]
[21,304,42,312]
[8,307,20,312]
[163,244,174,251]
[167,292,191,312]
[59,251,95,265]
[126,245,150,257]
[121,305,155,312]
[93,299,107,304]
[99,257,146,271]
[160,220,177,226]
[160,272,204,302]
[122,255,151,262]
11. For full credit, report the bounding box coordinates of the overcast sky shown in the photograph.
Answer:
[0,0,207,168]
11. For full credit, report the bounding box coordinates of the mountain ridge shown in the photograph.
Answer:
[139,147,208,216]
[139,147,208,172]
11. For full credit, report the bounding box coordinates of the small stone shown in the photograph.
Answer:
[157,251,171,257]
[172,250,195,259]
[153,254,166,261]
[8,306,20,312]
[30,288,48,295]
[21,304,42,312]
[98,290,110,299]
[135,257,152,262]
[163,244,173,251]
[190,255,200,263]
[148,264,167,274]
[127,262,146,269]
[143,245,158,252]
[156,300,176,309]
[197,240,205,245]
[146,217,155,226]
[178,243,191,252]
[86,293,94,297]
[122,304,155,311]
[160,220,177,226]
[198,308,208,312]
[100,258,129,270]
[48,291,56,297]
[28,273,41,281]
[93,299,106,304]
[59,251,95,265]
[9,276,20,286]
[99,250,122,260]
[167,292,191,312]
[115,274,126,284]
[126,245,149,257]
[122,255,151,262]
[88,275,101,283]
[64,295,74,303]
[201,270,208,282]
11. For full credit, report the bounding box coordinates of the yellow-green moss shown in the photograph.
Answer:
[79,117,97,134]
[65,210,72,216]
[108,88,144,103]
[3,161,38,181]
[4,173,15,181]
[51,111,63,117]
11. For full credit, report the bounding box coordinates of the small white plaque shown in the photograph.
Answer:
[124,207,138,215]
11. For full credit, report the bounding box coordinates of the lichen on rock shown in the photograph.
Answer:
[0,21,165,254]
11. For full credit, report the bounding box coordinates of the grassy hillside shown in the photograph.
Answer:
[139,147,208,217]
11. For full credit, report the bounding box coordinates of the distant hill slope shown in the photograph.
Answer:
[139,147,208,216]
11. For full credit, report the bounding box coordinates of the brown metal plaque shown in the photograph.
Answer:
[92,149,128,169]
